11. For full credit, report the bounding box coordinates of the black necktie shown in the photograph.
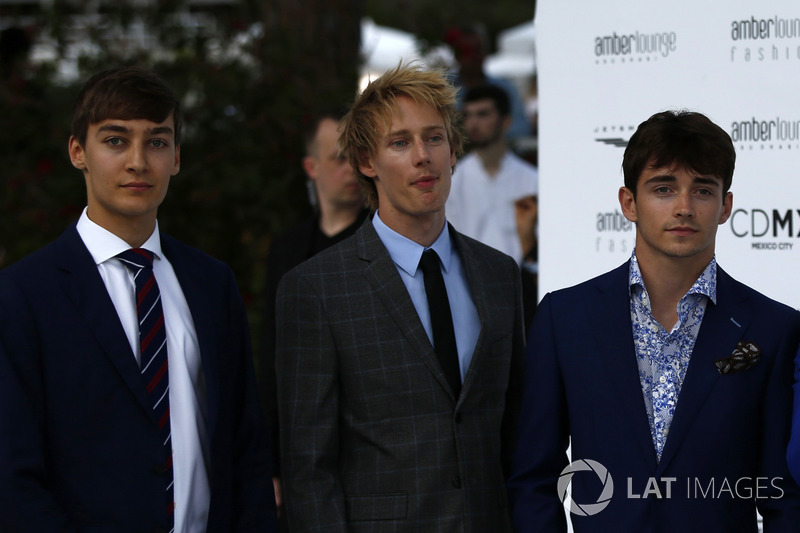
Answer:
[419,249,461,397]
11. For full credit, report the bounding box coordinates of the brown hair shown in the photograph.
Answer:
[339,62,463,209]
[623,110,734,197]
[71,66,182,147]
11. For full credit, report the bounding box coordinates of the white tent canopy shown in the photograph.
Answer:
[485,19,536,78]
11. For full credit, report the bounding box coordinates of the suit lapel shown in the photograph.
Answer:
[162,235,220,440]
[55,226,157,422]
[657,267,751,472]
[594,263,660,469]
[449,230,488,403]
[356,221,458,401]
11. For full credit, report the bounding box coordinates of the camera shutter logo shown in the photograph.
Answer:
[557,459,614,516]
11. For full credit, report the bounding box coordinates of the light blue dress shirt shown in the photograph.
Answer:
[372,212,480,382]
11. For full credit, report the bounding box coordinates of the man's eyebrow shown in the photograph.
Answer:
[643,174,676,185]
[692,175,721,187]
[385,125,445,138]
[96,124,130,134]
[643,174,721,187]
[95,124,174,136]
[147,126,174,136]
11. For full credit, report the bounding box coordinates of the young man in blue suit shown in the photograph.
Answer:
[0,67,276,532]
[508,110,800,532]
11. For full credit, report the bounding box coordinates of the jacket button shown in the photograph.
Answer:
[452,474,462,488]
[454,413,462,424]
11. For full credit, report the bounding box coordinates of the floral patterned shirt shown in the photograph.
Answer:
[628,251,717,460]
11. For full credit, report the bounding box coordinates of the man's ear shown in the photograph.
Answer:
[172,144,181,176]
[359,157,377,179]
[619,186,638,223]
[68,136,87,170]
[302,155,318,180]
[719,191,733,225]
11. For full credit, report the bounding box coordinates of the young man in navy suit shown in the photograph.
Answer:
[0,67,275,532]
[508,110,800,532]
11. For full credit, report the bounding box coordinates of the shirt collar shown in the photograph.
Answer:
[76,207,163,266]
[372,210,452,276]
[628,249,717,305]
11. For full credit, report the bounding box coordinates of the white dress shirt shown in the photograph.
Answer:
[76,208,210,532]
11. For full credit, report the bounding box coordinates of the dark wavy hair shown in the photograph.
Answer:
[623,110,734,196]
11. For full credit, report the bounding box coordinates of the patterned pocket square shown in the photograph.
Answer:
[715,341,761,374]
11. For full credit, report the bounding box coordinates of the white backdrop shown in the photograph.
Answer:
[536,1,800,308]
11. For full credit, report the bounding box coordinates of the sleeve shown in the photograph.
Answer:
[275,269,347,531]
[222,267,277,532]
[760,310,800,531]
[506,292,570,533]
[0,278,77,532]
[789,343,800,486]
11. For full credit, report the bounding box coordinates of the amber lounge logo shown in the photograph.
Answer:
[594,28,678,65]
[729,116,800,151]
[730,15,800,63]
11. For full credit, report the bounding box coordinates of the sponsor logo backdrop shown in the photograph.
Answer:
[536,1,800,307]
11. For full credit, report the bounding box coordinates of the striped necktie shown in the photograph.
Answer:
[117,248,174,521]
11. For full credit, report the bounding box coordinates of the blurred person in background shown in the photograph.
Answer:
[445,21,531,145]
[259,107,368,528]
[447,84,538,330]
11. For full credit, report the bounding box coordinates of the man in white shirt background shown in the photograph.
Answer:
[447,83,539,266]
[447,83,539,329]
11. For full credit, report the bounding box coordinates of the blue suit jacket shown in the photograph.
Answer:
[0,224,276,532]
[508,262,800,533]
[787,337,800,485]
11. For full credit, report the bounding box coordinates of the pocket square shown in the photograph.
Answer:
[714,341,761,374]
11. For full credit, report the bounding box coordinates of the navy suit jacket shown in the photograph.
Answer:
[508,262,800,533]
[787,337,800,485]
[0,224,276,532]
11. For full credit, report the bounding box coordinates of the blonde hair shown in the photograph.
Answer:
[339,62,464,209]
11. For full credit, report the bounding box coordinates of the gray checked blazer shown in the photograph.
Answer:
[276,217,524,533]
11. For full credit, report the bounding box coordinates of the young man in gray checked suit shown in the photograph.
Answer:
[275,63,525,532]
